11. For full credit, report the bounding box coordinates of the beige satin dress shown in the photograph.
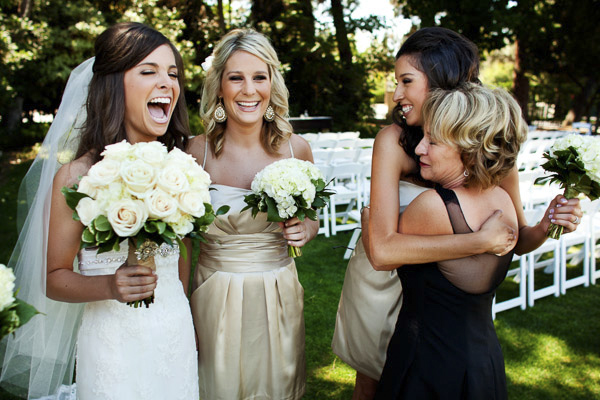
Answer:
[190,184,305,400]
[331,181,427,380]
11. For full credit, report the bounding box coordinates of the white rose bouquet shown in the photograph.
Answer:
[62,141,228,307]
[535,133,600,239]
[242,158,333,258]
[0,264,39,339]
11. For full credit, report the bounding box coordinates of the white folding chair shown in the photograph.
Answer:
[343,209,362,260]
[492,208,544,318]
[328,162,365,235]
[558,199,597,294]
[527,236,560,307]
[311,138,338,149]
[315,164,332,237]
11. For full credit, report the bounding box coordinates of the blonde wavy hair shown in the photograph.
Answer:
[200,28,293,157]
[422,83,528,189]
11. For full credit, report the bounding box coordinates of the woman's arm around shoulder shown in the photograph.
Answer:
[366,126,514,269]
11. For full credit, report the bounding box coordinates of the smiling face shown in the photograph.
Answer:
[415,130,465,188]
[123,44,180,143]
[393,55,429,127]
[219,50,271,132]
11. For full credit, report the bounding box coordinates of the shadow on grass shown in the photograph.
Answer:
[297,230,357,399]
[496,283,600,399]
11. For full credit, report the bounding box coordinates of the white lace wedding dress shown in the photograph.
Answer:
[75,242,199,400]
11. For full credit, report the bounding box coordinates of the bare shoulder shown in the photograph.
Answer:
[54,155,93,188]
[400,189,452,235]
[186,134,207,161]
[374,124,403,145]
[373,124,417,177]
[289,133,313,162]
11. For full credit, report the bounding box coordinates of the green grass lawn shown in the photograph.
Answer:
[1,148,599,399]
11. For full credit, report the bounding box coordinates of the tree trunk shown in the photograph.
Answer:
[512,39,530,123]
[330,0,352,67]
[18,0,32,17]
[216,0,226,31]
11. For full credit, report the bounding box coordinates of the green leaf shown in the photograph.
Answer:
[176,237,187,261]
[93,215,111,232]
[81,228,96,244]
[13,298,40,326]
[265,196,285,222]
[305,208,318,221]
[61,186,91,210]
[216,205,230,215]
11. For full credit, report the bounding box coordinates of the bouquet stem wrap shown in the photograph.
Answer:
[126,239,157,308]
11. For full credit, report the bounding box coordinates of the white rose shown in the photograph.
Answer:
[166,148,196,167]
[107,199,148,237]
[120,159,157,198]
[172,214,195,236]
[157,165,190,194]
[0,264,16,313]
[144,189,178,219]
[87,158,121,186]
[95,181,128,211]
[76,197,103,226]
[100,140,132,161]
[132,141,168,166]
[178,191,206,217]
[77,176,99,198]
[187,163,212,190]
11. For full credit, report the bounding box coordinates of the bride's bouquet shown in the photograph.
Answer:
[242,158,333,258]
[63,140,228,307]
[0,263,38,339]
[535,133,600,239]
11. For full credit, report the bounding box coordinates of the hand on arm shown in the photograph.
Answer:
[365,126,513,269]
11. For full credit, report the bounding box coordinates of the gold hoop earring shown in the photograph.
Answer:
[264,105,275,122]
[213,98,227,123]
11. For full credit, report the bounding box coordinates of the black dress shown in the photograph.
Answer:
[375,186,513,400]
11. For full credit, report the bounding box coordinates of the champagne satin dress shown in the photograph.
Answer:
[331,181,427,380]
[190,183,306,400]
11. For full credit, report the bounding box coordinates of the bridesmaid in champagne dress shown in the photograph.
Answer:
[186,29,318,400]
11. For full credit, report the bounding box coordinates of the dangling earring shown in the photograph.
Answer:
[463,170,470,177]
[264,104,275,122]
[213,98,227,123]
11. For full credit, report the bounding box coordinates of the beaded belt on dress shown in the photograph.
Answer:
[78,243,179,276]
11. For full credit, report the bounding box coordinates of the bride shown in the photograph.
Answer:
[0,22,199,400]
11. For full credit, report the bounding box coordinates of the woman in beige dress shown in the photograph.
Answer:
[186,29,318,400]
[332,27,583,400]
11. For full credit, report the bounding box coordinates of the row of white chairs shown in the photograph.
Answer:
[315,162,371,237]
[300,131,361,143]
[492,199,600,318]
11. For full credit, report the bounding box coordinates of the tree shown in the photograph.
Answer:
[392,0,600,123]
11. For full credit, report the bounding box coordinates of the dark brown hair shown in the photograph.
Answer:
[76,22,190,162]
[392,27,481,166]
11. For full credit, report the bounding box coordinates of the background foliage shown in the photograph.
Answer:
[0,0,598,149]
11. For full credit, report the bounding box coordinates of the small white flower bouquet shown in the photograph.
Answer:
[0,264,39,340]
[535,133,600,239]
[242,158,333,258]
[62,140,229,307]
